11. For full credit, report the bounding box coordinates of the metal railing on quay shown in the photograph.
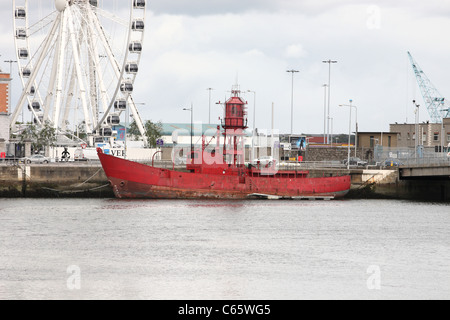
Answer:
[278,161,347,170]
[400,156,450,167]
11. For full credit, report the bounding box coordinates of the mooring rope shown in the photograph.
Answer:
[73,168,103,188]
[41,184,110,194]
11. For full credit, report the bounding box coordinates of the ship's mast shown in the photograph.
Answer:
[221,85,248,166]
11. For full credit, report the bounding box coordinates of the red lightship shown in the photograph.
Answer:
[97,88,351,200]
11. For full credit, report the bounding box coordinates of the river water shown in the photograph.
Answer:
[0,198,448,300]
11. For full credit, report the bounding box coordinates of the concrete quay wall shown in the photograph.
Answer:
[0,164,449,201]
[0,164,114,198]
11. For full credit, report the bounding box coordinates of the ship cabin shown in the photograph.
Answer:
[182,87,310,179]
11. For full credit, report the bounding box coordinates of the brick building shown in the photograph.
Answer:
[0,72,11,114]
[0,71,11,156]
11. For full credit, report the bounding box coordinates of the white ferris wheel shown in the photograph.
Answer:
[11,0,147,145]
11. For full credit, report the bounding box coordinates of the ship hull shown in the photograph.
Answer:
[98,151,351,200]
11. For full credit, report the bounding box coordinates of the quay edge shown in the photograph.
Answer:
[0,164,449,201]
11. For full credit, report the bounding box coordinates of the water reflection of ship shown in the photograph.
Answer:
[97,86,351,200]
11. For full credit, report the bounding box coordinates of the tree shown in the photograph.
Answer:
[19,124,39,150]
[39,121,57,151]
[75,121,88,141]
[128,119,142,141]
[144,120,163,148]
[18,121,57,153]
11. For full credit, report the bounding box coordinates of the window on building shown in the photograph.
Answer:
[434,132,439,141]
[407,133,410,140]
[412,132,416,140]
[388,136,392,147]
[423,133,427,143]
[447,133,450,142]
[370,136,374,148]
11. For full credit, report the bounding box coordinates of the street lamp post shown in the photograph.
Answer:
[247,90,256,162]
[247,90,256,131]
[340,100,358,157]
[286,69,299,135]
[183,104,194,159]
[439,102,449,158]
[322,84,328,144]
[207,88,213,124]
[354,108,358,157]
[329,116,334,147]
[339,100,355,170]
[413,100,420,160]
[323,60,338,144]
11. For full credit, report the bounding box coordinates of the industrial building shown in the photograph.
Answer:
[390,119,450,149]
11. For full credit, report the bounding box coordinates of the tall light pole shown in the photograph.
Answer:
[287,69,299,135]
[350,106,358,158]
[207,88,213,124]
[329,116,334,146]
[183,104,194,159]
[339,99,355,170]
[322,84,328,144]
[4,59,16,75]
[413,100,419,160]
[247,90,256,131]
[439,102,449,158]
[247,90,256,162]
[340,100,357,157]
[323,59,338,144]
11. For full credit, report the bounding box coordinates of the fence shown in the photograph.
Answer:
[374,145,450,166]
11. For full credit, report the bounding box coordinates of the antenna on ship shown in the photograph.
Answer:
[232,72,241,96]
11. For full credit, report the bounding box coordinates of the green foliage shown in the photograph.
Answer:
[74,121,88,141]
[39,122,57,147]
[18,121,57,152]
[128,119,142,140]
[144,120,163,148]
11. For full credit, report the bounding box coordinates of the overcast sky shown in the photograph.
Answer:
[2,0,450,135]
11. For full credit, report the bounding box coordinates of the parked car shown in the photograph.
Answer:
[383,158,403,167]
[343,157,368,167]
[20,154,50,164]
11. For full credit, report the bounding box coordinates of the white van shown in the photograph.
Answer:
[74,148,99,161]
[74,143,126,161]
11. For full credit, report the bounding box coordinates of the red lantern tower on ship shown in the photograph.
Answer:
[221,86,248,167]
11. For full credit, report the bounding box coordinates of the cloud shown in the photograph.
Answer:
[285,44,307,59]
[2,1,450,135]
[148,0,278,16]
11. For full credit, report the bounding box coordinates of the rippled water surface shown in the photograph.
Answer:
[0,198,449,300]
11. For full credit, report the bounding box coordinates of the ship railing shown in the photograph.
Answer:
[141,159,186,170]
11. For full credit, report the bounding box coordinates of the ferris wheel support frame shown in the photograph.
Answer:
[12,0,149,146]
[89,6,148,145]
[85,12,110,118]
[65,5,93,133]
[53,10,69,130]
[11,15,61,127]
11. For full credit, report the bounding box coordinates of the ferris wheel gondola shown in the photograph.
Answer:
[11,0,148,146]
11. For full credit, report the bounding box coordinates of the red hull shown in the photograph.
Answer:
[97,150,351,200]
